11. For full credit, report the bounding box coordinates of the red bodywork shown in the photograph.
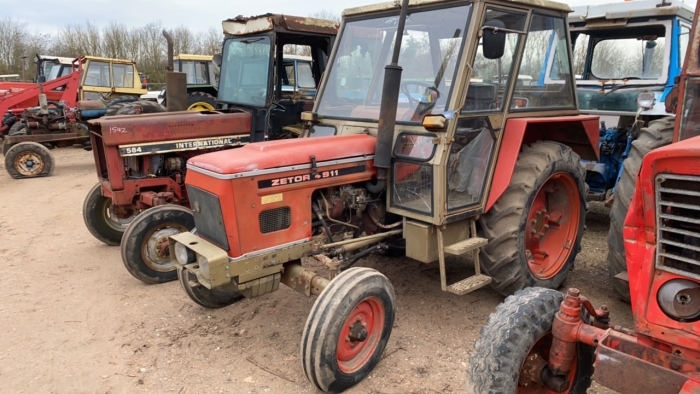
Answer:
[0,62,82,134]
[186,134,377,258]
[546,137,700,394]
[88,110,253,208]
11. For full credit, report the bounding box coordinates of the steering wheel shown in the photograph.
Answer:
[400,81,441,107]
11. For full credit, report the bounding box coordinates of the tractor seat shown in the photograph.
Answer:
[462,83,497,112]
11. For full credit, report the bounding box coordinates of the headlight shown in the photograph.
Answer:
[198,255,210,279]
[637,92,656,110]
[174,242,196,265]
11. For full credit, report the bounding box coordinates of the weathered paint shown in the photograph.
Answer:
[222,14,339,36]
[569,0,694,22]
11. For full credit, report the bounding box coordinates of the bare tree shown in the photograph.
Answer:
[0,17,28,75]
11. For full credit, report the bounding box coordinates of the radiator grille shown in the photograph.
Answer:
[259,207,291,234]
[656,173,700,279]
[187,185,229,251]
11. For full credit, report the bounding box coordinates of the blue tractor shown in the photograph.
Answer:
[569,0,693,203]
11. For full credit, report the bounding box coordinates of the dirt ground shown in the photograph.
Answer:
[0,148,633,394]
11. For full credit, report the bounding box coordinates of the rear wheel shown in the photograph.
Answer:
[83,183,138,246]
[115,100,167,115]
[186,91,216,111]
[4,141,54,179]
[479,141,587,296]
[301,267,396,393]
[120,205,194,284]
[607,117,674,303]
[467,287,594,393]
[105,96,139,116]
[178,268,245,308]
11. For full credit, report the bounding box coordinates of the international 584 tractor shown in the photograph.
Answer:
[166,0,601,391]
[467,2,700,392]
[82,14,338,284]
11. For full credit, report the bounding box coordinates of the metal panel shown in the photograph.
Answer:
[188,185,230,251]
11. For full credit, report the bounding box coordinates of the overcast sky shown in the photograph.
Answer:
[1,0,694,35]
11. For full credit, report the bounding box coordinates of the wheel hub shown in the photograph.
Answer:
[143,227,182,272]
[336,297,385,374]
[15,152,44,176]
[346,318,369,345]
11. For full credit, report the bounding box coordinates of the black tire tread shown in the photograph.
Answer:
[478,141,588,296]
[467,287,594,394]
[82,183,127,246]
[4,141,54,179]
[186,91,217,110]
[606,117,674,302]
[105,96,139,116]
[115,100,167,115]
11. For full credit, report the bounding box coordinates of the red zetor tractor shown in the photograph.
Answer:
[82,14,338,284]
[168,0,600,391]
[467,6,700,391]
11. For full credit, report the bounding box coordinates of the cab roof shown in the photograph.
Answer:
[175,54,214,61]
[342,0,572,17]
[222,13,338,36]
[569,0,694,23]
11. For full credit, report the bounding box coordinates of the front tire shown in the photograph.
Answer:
[4,141,54,179]
[120,205,194,284]
[479,141,587,296]
[467,287,594,394]
[607,117,674,302]
[186,91,217,111]
[301,267,396,393]
[83,183,138,245]
[178,268,245,308]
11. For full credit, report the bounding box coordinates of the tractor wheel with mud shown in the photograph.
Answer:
[301,267,396,393]
[4,141,54,179]
[186,92,217,112]
[478,141,587,296]
[178,268,245,308]
[607,117,674,303]
[2,122,27,156]
[467,287,595,393]
[83,183,139,246]
[120,205,194,284]
[115,100,166,115]
[105,96,139,116]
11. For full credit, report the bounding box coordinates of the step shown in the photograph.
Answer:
[446,274,492,295]
[444,237,488,256]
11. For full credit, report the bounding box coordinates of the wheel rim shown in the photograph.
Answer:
[101,200,137,232]
[14,151,45,176]
[187,102,215,111]
[525,172,581,280]
[518,333,578,394]
[141,224,188,272]
[336,297,385,374]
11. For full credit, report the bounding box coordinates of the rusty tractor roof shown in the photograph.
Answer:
[222,14,339,37]
[569,0,694,23]
[342,0,572,17]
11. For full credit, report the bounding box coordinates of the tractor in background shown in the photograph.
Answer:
[468,2,700,391]
[81,14,338,286]
[166,0,601,391]
[1,56,151,179]
[141,54,220,111]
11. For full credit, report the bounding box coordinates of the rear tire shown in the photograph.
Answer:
[83,183,138,246]
[467,287,594,393]
[607,117,674,303]
[4,141,54,179]
[301,267,396,393]
[105,96,139,116]
[120,205,194,284]
[115,100,167,115]
[478,141,587,296]
[186,91,217,111]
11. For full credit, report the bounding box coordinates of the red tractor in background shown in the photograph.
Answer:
[467,1,700,391]
[82,14,338,285]
[167,0,600,391]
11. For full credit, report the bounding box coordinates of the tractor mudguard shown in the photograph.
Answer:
[485,115,600,211]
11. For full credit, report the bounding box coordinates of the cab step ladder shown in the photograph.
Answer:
[437,219,491,295]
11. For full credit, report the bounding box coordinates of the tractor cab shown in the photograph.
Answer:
[305,0,596,226]
[34,55,75,82]
[217,14,338,140]
[79,56,147,103]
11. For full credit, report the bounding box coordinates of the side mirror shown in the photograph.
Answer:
[213,54,222,68]
[37,75,46,83]
[482,20,506,60]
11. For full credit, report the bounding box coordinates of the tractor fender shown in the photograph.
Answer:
[485,115,600,211]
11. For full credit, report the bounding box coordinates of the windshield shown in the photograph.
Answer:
[180,60,209,85]
[218,36,271,106]
[573,25,667,81]
[316,4,471,123]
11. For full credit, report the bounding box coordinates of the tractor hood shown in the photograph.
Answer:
[188,134,376,175]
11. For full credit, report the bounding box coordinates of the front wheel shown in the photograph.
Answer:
[4,141,54,179]
[83,183,138,245]
[178,268,245,308]
[479,141,587,296]
[467,287,595,393]
[301,267,396,393]
[120,205,194,284]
